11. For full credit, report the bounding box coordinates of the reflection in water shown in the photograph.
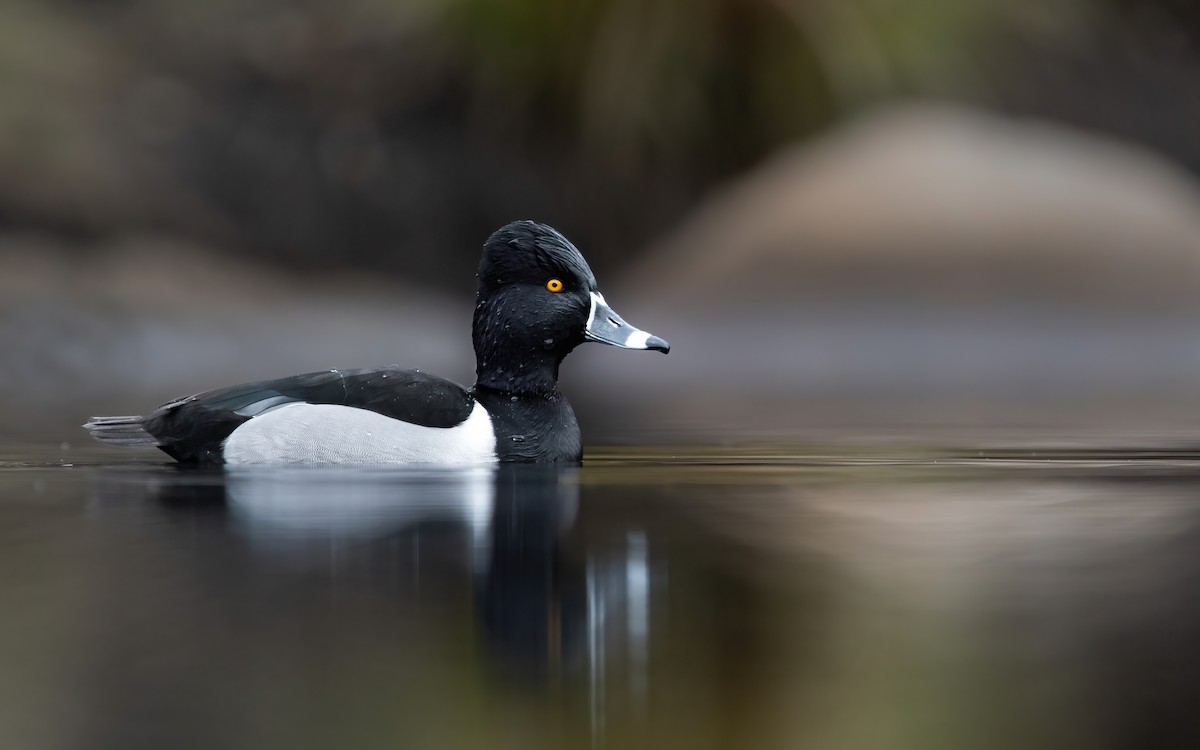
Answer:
[97,462,659,740]
[477,465,581,671]
[9,446,1200,749]
[586,530,652,742]
[224,466,497,577]
[226,467,497,542]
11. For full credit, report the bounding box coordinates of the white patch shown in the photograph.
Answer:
[223,402,497,465]
[586,291,654,349]
[587,291,604,329]
[624,330,651,349]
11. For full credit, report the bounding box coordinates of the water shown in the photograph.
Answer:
[3,437,1200,749]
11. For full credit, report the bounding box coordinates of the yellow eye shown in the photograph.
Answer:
[546,278,564,293]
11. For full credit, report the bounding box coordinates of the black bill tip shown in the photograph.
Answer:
[646,336,670,354]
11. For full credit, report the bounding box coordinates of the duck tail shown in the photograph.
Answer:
[83,415,160,447]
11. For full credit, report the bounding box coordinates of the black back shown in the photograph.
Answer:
[144,367,475,464]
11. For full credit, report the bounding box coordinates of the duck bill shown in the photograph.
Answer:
[584,292,670,353]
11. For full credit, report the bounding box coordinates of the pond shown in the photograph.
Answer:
[1,437,1198,749]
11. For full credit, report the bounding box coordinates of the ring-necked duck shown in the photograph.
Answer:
[84,221,669,464]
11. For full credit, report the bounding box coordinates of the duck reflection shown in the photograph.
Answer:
[104,463,658,685]
[224,465,499,575]
[478,464,584,672]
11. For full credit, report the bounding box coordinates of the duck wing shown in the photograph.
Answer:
[85,366,475,464]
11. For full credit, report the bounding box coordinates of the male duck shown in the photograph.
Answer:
[85,221,669,464]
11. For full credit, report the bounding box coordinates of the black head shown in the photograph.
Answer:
[473,221,668,395]
[477,221,597,297]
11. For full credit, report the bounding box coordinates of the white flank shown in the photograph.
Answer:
[223,402,497,465]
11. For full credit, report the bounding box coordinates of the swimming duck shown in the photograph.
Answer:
[85,220,669,464]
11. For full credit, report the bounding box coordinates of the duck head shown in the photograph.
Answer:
[473,221,669,395]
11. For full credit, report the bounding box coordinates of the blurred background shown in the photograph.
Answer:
[4,0,1200,439]
[6,6,1200,748]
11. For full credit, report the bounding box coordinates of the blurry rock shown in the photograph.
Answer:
[13,105,1200,439]
[572,106,1200,436]
[631,105,1200,309]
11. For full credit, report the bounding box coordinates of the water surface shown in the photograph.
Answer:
[2,437,1198,749]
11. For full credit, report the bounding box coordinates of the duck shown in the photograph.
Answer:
[84,220,669,465]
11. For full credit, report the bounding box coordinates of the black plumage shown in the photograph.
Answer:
[91,368,474,464]
[85,220,668,464]
[472,221,598,396]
